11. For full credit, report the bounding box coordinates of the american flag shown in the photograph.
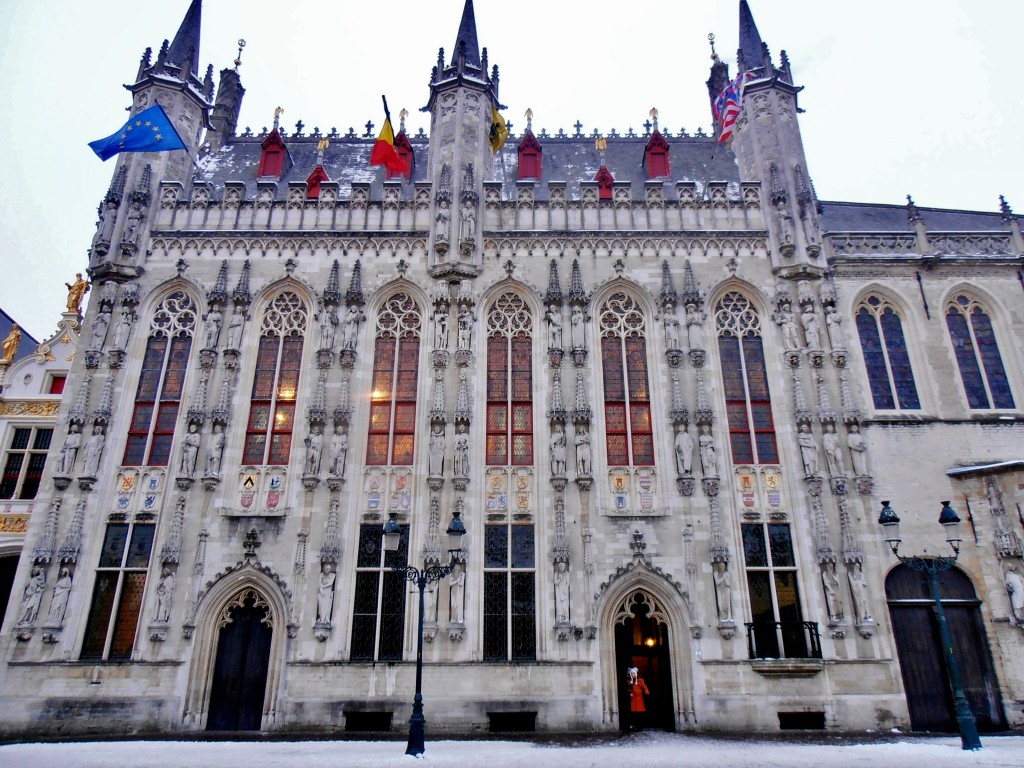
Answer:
[713,72,755,145]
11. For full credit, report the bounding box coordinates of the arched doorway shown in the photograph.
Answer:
[206,588,273,731]
[613,591,675,731]
[886,564,1006,732]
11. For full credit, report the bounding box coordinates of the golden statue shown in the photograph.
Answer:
[65,274,90,314]
[1,323,21,364]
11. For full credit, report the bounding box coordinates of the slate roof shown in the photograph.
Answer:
[821,201,1007,233]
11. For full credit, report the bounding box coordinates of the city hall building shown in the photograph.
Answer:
[1,0,1021,737]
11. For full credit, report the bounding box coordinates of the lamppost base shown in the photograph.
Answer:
[954,694,983,751]
[406,707,426,757]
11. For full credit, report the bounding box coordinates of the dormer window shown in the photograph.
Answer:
[595,166,614,200]
[517,131,543,181]
[257,129,288,179]
[644,130,670,179]
[306,165,330,199]
[388,131,414,181]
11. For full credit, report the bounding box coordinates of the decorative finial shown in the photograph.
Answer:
[399,108,408,132]
[649,107,659,132]
[273,106,283,131]
[234,39,246,69]
[595,137,607,164]
[525,108,533,132]
[316,138,329,163]
[708,32,718,59]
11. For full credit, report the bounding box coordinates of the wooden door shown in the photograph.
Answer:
[206,591,273,731]
[886,565,1006,732]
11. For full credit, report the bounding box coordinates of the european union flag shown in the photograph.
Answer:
[88,104,187,161]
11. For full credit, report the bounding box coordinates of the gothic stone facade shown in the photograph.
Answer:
[1,1,1022,737]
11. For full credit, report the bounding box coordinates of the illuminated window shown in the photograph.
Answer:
[855,296,919,410]
[599,293,654,466]
[366,293,422,465]
[946,295,1014,409]
[486,293,533,466]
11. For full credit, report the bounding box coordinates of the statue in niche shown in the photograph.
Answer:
[801,305,820,349]
[65,274,91,314]
[179,423,201,477]
[550,426,567,476]
[319,309,338,350]
[575,427,592,476]
[423,579,437,623]
[454,429,470,476]
[847,423,869,476]
[428,425,445,476]
[457,304,473,350]
[90,309,111,350]
[449,561,466,624]
[435,199,451,244]
[45,568,73,625]
[304,425,323,475]
[776,201,795,248]
[1004,565,1024,624]
[342,306,362,350]
[328,425,349,477]
[674,428,694,476]
[154,567,175,622]
[713,561,733,623]
[546,305,563,350]
[822,423,845,476]
[821,562,843,620]
[123,201,144,245]
[570,305,586,350]
[698,424,717,477]
[797,423,818,476]
[848,561,872,623]
[206,424,225,476]
[685,302,705,350]
[91,201,117,249]
[226,311,244,350]
[83,426,105,477]
[554,561,570,622]
[58,424,82,475]
[803,210,822,247]
[459,200,476,242]
[17,567,46,625]
[316,563,336,623]
[825,306,845,349]
[112,308,133,350]
[777,307,800,351]
[663,304,681,349]
[433,308,449,350]
[204,306,223,349]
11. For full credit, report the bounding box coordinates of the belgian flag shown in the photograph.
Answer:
[370,96,408,174]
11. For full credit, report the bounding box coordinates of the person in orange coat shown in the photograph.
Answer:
[627,667,650,728]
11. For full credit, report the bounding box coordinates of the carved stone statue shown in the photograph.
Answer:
[1004,565,1024,624]
[685,303,705,351]
[825,306,845,350]
[17,567,46,625]
[90,309,111,350]
[433,308,449,350]
[124,201,144,245]
[428,425,445,477]
[778,308,800,351]
[574,427,592,476]
[801,305,820,349]
[82,426,105,477]
[554,561,570,623]
[821,562,843,621]
[459,200,476,242]
[457,305,473,350]
[848,561,872,623]
[58,424,82,475]
[713,561,733,623]
[206,424,225,476]
[112,309,133,350]
[204,307,223,349]
[226,311,244,350]
[822,423,845,476]
[663,304,681,349]
[342,306,362,350]
[65,274,91,314]
[797,423,818,476]
[546,306,563,350]
[435,199,451,244]
[454,430,470,476]
[92,201,117,249]
[698,424,717,477]
[328,426,349,477]
[674,429,694,475]
[449,561,466,624]
[319,309,338,350]
[776,200,795,248]
[550,426,567,477]
[1,324,21,364]
[179,423,201,477]
[570,305,586,350]
[317,564,336,623]
[154,567,175,622]
[304,425,323,475]
[45,568,72,625]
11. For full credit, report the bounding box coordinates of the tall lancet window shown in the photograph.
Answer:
[855,295,920,410]
[599,293,654,466]
[715,292,778,465]
[242,291,308,465]
[123,291,196,466]
[366,293,422,466]
[485,292,534,466]
[945,294,1015,410]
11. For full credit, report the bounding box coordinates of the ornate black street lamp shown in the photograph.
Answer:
[382,507,466,757]
[877,500,982,751]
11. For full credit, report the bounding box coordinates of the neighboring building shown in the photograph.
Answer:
[1,0,1021,737]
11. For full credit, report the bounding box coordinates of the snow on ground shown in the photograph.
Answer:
[2,732,1023,768]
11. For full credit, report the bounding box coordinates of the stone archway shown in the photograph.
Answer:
[614,591,675,731]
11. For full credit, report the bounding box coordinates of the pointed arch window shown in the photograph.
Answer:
[855,296,919,410]
[123,291,196,466]
[366,293,422,466]
[242,292,308,466]
[946,295,1014,409]
[599,293,654,466]
[715,292,778,465]
[486,293,534,466]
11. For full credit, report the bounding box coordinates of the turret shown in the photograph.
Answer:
[208,41,246,152]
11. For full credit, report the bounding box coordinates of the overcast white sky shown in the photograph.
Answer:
[0,1,1021,341]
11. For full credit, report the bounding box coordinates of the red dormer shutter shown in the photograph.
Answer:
[644,130,671,179]
[594,166,615,200]
[257,129,288,179]
[306,165,330,198]
[388,131,414,180]
[517,131,543,180]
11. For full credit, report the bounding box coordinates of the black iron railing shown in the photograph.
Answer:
[744,620,822,660]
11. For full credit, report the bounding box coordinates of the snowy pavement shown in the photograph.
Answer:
[2,731,1023,768]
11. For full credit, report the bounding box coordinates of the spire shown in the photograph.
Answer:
[323,260,341,306]
[545,259,563,304]
[451,0,481,68]
[346,260,364,306]
[660,260,677,306]
[738,0,765,73]
[167,0,203,77]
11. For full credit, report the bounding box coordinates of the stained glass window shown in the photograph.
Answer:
[366,293,421,465]
[599,293,653,466]
[946,295,1014,410]
[855,296,920,410]
[485,293,534,466]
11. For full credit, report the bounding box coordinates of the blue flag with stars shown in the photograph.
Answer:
[88,104,187,161]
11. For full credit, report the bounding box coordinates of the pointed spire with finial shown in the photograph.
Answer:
[320,498,342,564]
[324,260,341,306]
[738,0,766,73]
[68,375,91,426]
[660,260,677,306]
[905,194,922,225]
[129,164,152,207]
[573,371,591,423]
[167,0,203,77]
[455,368,471,423]
[346,260,364,306]
[233,259,251,308]
[792,367,811,424]
[160,496,186,564]
[33,498,60,565]
[548,370,567,423]
[335,369,353,425]
[105,165,127,206]
[208,260,229,307]
[309,371,328,426]
[999,195,1014,222]
[694,367,714,425]
[769,163,787,205]
[545,260,562,304]
[451,0,481,68]
[187,370,209,426]
[58,499,87,564]
[681,260,702,308]
[569,259,587,304]
[430,369,447,422]
[671,372,689,425]
[93,374,115,424]
[211,373,232,426]
[816,371,836,424]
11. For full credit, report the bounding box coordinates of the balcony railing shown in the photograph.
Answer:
[745,621,822,660]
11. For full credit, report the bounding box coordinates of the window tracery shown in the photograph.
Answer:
[854,295,919,410]
[486,292,534,466]
[367,293,422,466]
[599,293,653,466]
[945,294,1014,409]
